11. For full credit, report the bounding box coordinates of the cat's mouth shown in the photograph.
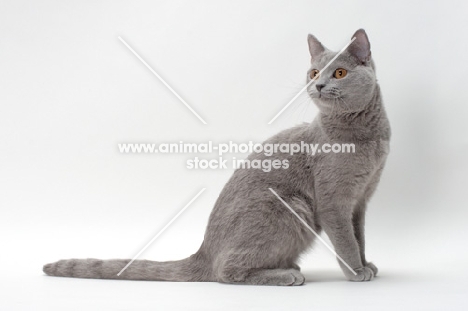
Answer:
[311,91,338,100]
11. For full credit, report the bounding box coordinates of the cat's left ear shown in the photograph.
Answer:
[349,29,371,64]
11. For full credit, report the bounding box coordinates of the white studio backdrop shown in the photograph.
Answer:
[1,0,468,310]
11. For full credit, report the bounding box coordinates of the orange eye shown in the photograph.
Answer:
[334,68,347,79]
[309,69,320,79]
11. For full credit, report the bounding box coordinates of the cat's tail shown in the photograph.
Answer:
[43,252,212,282]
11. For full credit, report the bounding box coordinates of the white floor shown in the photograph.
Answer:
[2,221,467,311]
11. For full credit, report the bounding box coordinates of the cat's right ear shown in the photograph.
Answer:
[307,34,325,61]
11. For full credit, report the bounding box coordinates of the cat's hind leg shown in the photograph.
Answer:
[219,266,305,286]
[290,262,301,271]
[215,196,313,286]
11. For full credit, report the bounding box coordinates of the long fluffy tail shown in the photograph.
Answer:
[43,253,211,281]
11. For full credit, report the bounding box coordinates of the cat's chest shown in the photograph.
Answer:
[311,139,389,183]
[355,139,389,165]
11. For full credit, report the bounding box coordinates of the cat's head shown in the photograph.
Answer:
[306,29,377,114]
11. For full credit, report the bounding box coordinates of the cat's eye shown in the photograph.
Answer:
[309,69,320,79]
[334,68,347,79]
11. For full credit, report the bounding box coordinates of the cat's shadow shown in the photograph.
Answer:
[302,270,344,283]
[303,270,406,284]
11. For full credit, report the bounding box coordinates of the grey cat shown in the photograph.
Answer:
[44,29,390,286]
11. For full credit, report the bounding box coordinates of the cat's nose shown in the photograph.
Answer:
[316,84,325,91]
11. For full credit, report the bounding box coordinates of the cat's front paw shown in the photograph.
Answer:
[365,262,378,276]
[347,266,374,282]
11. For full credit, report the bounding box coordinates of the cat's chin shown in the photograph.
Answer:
[312,97,347,113]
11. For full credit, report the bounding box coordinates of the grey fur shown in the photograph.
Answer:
[44,29,390,286]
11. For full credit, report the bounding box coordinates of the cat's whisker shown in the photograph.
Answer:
[282,89,312,123]
[291,99,311,123]
[300,101,312,122]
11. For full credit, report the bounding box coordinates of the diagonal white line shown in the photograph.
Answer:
[118,36,208,125]
[268,188,357,276]
[268,37,356,124]
[117,188,206,276]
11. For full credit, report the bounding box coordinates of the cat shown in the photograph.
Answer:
[43,29,390,285]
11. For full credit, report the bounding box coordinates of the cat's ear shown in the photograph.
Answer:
[307,34,325,61]
[348,29,371,64]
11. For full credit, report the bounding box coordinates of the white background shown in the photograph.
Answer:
[1,0,468,310]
